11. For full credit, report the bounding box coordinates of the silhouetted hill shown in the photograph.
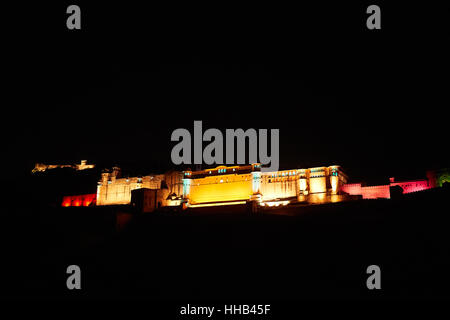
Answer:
[1,186,449,300]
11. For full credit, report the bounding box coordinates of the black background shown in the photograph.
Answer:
[5,1,449,182]
[2,0,450,310]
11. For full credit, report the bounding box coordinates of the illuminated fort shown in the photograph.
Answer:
[85,164,350,210]
[57,162,449,211]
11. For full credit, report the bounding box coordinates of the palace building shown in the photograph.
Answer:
[94,164,349,211]
[182,164,348,208]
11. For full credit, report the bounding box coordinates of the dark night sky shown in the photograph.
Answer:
[4,2,449,184]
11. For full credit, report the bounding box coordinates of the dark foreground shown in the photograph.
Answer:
[2,186,450,301]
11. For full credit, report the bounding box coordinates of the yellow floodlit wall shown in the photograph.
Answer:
[309,167,327,194]
[189,173,253,204]
[186,165,347,205]
[260,170,298,201]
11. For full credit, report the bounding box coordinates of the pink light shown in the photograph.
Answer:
[341,178,432,200]
[340,183,362,195]
[361,185,390,199]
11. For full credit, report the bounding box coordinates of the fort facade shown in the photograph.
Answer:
[95,164,348,210]
[96,167,184,208]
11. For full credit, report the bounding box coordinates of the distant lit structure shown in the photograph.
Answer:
[32,160,95,173]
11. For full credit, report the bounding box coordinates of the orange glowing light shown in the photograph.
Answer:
[61,194,96,207]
